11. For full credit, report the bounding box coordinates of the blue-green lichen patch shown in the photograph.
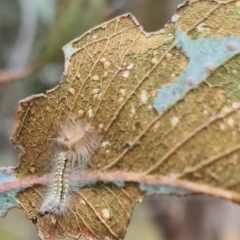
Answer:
[140,183,190,196]
[0,168,19,217]
[154,28,240,114]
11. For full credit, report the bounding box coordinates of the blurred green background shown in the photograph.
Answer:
[2,1,240,240]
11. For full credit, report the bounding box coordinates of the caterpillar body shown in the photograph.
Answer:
[38,151,71,216]
[37,120,101,218]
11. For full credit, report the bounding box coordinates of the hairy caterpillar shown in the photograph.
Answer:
[38,151,71,216]
[36,120,101,218]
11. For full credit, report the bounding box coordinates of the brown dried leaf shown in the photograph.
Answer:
[11,0,240,239]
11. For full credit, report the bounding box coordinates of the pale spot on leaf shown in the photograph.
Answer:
[228,117,235,127]
[151,57,158,64]
[69,88,75,95]
[80,200,86,205]
[122,70,129,78]
[165,53,173,61]
[104,237,112,240]
[171,116,179,127]
[88,108,93,118]
[103,71,108,77]
[104,61,111,69]
[91,74,99,81]
[140,90,148,104]
[100,57,107,63]
[102,208,110,219]
[127,63,134,69]
[203,109,208,115]
[220,123,226,130]
[102,141,110,147]
[131,105,136,114]
[232,102,240,109]
[222,106,232,113]
[117,97,124,103]
[122,62,127,67]
[120,88,126,95]
[78,109,84,117]
[92,89,100,94]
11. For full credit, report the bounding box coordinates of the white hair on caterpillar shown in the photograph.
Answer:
[54,119,101,168]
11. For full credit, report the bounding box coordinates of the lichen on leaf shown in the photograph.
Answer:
[9,0,240,239]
